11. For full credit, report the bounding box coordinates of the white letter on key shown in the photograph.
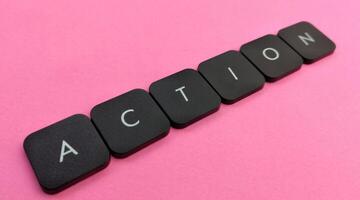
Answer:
[262,47,280,61]
[59,140,79,163]
[175,86,189,102]
[121,109,140,127]
[298,32,315,46]
[227,67,238,80]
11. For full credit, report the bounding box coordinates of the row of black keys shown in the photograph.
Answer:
[24,21,335,194]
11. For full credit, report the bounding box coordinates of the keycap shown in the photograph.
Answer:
[198,50,265,104]
[278,21,336,64]
[23,114,110,194]
[91,89,170,158]
[240,34,303,82]
[149,69,221,128]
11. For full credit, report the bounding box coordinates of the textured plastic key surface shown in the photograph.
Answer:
[149,69,221,128]
[198,50,265,104]
[23,114,110,194]
[2,0,352,198]
[240,34,303,82]
[278,21,336,64]
[91,89,170,158]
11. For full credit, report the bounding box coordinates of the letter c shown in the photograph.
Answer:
[121,109,140,127]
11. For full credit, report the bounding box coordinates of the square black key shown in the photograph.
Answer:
[278,21,336,64]
[198,50,265,104]
[240,34,303,82]
[91,89,170,158]
[23,114,110,194]
[149,69,221,128]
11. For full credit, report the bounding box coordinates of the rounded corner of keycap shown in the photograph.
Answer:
[263,34,277,39]
[100,152,112,167]
[131,88,148,94]
[41,185,60,195]
[90,106,100,118]
[171,123,188,129]
[182,68,197,74]
[221,98,238,105]
[111,150,134,158]
[148,82,158,93]
[330,41,336,50]
[71,114,89,121]
[226,50,238,54]
[39,180,65,195]
[23,134,33,151]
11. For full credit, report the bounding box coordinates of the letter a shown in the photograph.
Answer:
[59,140,79,163]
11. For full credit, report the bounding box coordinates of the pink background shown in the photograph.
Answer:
[1,0,360,199]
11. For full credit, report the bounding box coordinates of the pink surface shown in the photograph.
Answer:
[1,0,360,199]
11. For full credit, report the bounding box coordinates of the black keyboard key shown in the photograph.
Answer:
[91,89,170,158]
[198,50,265,104]
[240,34,303,82]
[149,69,221,128]
[23,114,110,194]
[278,21,336,64]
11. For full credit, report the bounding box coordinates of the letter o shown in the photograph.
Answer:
[262,47,280,61]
